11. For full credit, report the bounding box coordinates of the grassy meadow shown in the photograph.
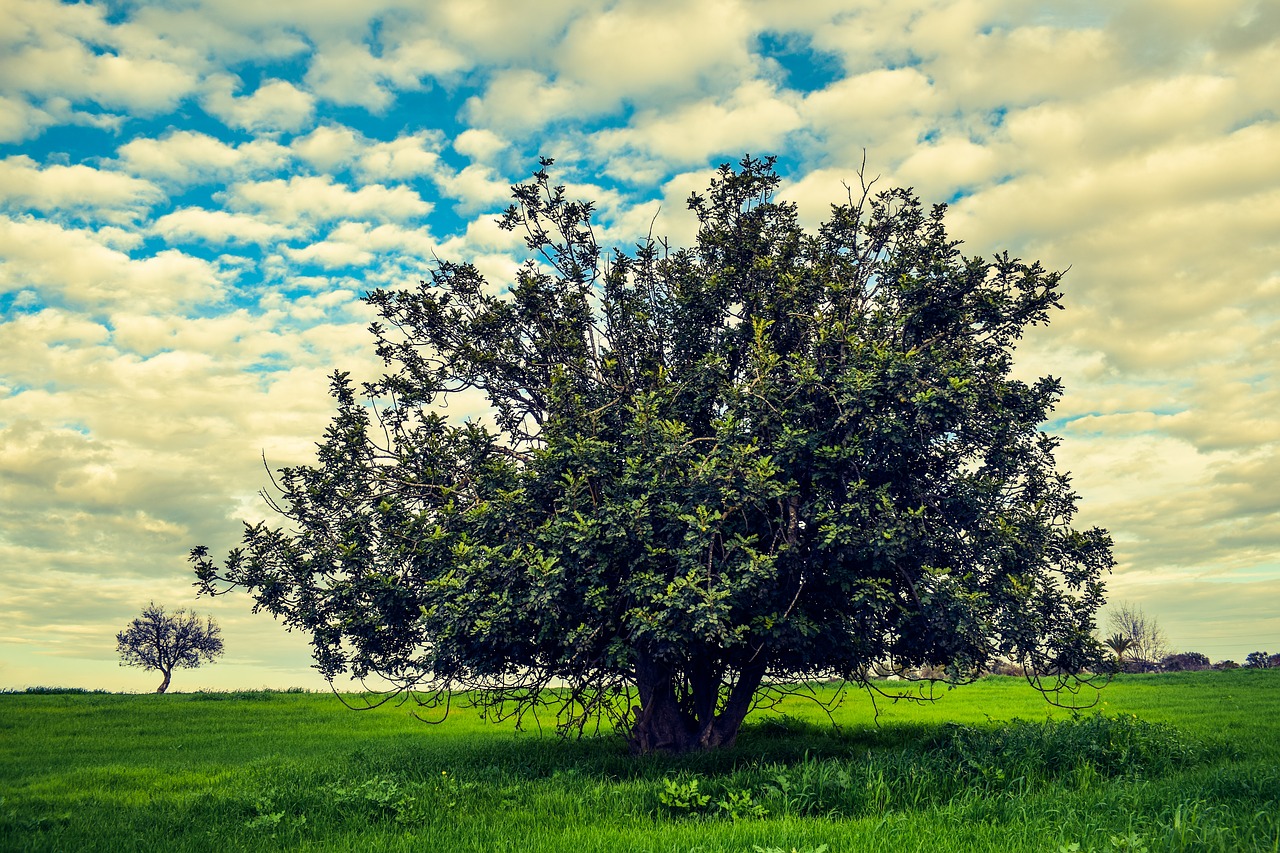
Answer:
[2,671,1278,852]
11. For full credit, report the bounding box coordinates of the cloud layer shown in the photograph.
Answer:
[2,0,1278,690]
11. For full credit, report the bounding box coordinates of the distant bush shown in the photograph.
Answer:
[1213,660,1240,670]
[1244,651,1272,668]
[191,689,278,701]
[188,687,312,700]
[1,686,112,695]
[1160,652,1210,672]
[988,659,1027,677]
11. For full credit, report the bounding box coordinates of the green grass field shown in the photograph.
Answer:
[2,671,1278,852]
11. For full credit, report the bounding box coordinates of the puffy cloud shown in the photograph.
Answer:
[432,164,512,211]
[0,217,225,310]
[152,208,303,245]
[464,0,759,131]
[221,175,432,225]
[304,34,467,110]
[124,3,312,66]
[422,0,590,65]
[464,70,587,131]
[0,156,164,222]
[291,124,366,171]
[355,131,446,182]
[554,0,756,101]
[284,221,436,269]
[891,137,1002,199]
[202,76,316,133]
[285,220,430,267]
[116,131,290,185]
[454,128,508,163]
[590,80,802,171]
[0,95,55,143]
[0,0,198,113]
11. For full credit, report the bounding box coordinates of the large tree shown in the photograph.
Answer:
[116,602,224,693]
[193,157,1112,753]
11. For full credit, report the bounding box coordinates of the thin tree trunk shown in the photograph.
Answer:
[156,669,171,693]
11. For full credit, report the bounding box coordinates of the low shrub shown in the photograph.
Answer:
[1,686,112,695]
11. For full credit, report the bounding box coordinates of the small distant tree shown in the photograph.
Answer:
[1213,660,1240,670]
[1107,603,1168,671]
[116,603,224,693]
[1159,651,1209,672]
[1104,634,1135,669]
[1270,654,1280,668]
[1244,651,1272,669]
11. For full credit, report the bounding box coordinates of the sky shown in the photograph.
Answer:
[1,0,1277,692]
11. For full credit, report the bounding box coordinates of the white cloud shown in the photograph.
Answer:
[355,131,445,181]
[0,0,198,113]
[304,34,467,110]
[432,164,512,211]
[891,137,1002,199]
[124,3,312,66]
[454,128,507,163]
[292,124,365,171]
[221,175,432,225]
[0,217,225,310]
[555,0,755,100]
[463,0,759,132]
[422,0,589,65]
[116,131,290,185]
[284,221,437,269]
[0,156,164,222]
[465,70,586,131]
[152,208,302,245]
[591,80,802,170]
[0,95,54,144]
[202,76,316,133]
[799,67,937,163]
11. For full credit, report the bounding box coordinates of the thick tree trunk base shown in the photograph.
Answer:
[626,661,765,754]
[627,703,750,753]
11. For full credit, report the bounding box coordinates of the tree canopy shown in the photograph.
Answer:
[193,157,1112,752]
[116,602,224,693]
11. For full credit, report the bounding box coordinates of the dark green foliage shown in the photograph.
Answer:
[1161,652,1211,672]
[928,714,1205,785]
[193,156,1112,752]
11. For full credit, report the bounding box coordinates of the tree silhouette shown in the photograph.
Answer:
[116,603,223,693]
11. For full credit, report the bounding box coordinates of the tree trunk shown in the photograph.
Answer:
[627,656,767,753]
[156,669,171,694]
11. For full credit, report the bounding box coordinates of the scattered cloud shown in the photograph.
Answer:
[116,131,290,186]
[221,175,432,225]
[152,208,303,245]
[0,156,164,222]
[0,217,225,310]
[202,75,316,133]
[3,0,1280,690]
